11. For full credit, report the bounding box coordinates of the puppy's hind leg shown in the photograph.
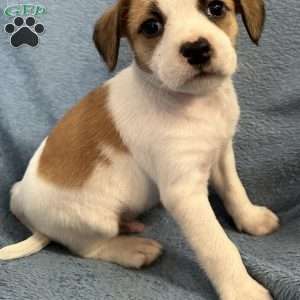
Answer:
[78,236,163,269]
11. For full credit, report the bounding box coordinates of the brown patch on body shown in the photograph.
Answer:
[38,85,128,187]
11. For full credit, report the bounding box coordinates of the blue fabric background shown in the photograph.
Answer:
[0,0,299,299]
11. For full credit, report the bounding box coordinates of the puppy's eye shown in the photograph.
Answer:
[207,0,227,18]
[139,19,163,38]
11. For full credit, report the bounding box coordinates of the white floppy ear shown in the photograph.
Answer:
[93,0,130,71]
[236,0,265,44]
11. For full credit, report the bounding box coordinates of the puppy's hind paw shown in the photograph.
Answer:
[93,236,163,269]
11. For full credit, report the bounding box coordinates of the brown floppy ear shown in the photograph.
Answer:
[237,0,265,45]
[93,0,129,71]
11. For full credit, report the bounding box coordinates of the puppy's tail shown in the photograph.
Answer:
[0,232,50,260]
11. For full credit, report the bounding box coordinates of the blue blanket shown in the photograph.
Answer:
[0,1,299,299]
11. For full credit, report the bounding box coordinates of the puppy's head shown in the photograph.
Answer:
[94,0,265,95]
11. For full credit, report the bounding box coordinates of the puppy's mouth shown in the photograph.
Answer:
[192,70,223,80]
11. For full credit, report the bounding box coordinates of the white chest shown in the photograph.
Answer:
[109,67,240,179]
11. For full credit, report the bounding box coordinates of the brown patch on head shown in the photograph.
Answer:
[199,0,239,44]
[212,0,239,43]
[126,0,165,72]
[93,0,165,73]
[38,85,128,187]
[198,0,265,45]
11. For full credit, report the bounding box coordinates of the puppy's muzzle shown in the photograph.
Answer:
[180,38,212,67]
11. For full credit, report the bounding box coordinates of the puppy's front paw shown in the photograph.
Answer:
[221,277,273,300]
[235,205,280,236]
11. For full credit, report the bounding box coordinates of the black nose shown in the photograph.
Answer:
[180,38,212,66]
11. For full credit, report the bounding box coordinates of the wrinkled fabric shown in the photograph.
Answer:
[0,1,299,299]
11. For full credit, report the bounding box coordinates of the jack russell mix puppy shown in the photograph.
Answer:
[0,0,279,299]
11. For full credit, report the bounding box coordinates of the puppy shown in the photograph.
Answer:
[0,0,279,299]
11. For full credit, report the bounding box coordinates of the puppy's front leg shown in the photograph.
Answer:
[160,172,272,300]
[211,141,279,236]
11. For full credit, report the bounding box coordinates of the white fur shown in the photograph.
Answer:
[0,0,279,299]
[149,0,237,95]
[0,232,49,260]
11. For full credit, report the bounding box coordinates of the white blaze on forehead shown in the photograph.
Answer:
[156,0,202,22]
[156,0,198,14]
[154,0,223,46]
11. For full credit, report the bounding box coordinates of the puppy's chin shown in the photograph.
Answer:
[161,72,230,97]
[181,74,229,95]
